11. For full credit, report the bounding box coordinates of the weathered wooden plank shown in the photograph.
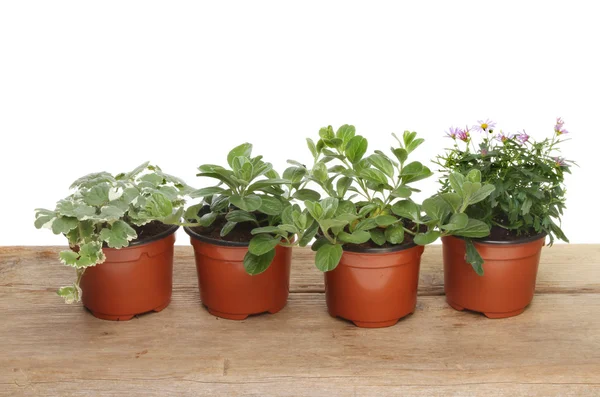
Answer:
[1,245,599,295]
[1,292,599,396]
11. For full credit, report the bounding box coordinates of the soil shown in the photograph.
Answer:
[130,221,174,244]
[190,216,258,243]
[479,225,540,242]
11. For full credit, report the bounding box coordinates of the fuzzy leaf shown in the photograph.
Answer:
[229,194,262,212]
[338,230,371,244]
[315,243,343,272]
[243,249,276,275]
[345,135,368,164]
[51,216,78,235]
[259,196,283,215]
[248,234,280,256]
[226,210,257,224]
[385,224,405,244]
[99,220,137,248]
[465,239,484,276]
[413,231,441,245]
[227,143,253,168]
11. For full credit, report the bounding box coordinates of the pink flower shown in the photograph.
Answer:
[516,130,529,144]
[456,128,470,142]
[555,117,569,135]
[495,132,514,143]
[445,126,461,139]
[553,157,568,167]
[472,119,497,133]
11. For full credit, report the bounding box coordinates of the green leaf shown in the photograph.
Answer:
[283,166,306,184]
[51,216,78,235]
[440,193,462,213]
[406,138,424,154]
[82,183,110,206]
[465,239,484,276]
[140,173,164,186]
[468,184,496,205]
[99,220,137,248]
[199,212,218,227]
[422,195,451,222]
[403,131,417,146]
[466,169,482,183]
[319,218,349,232]
[400,161,424,177]
[367,154,394,178]
[359,168,389,186]
[145,193,173,218]
[311,162,329,182]
[57,284,82,304]
[248,234,280,256]
[251,226,282,234]
[354,217,378,232]
[320,198,339,218]
[391,200,420,222]
[304,201,324,220]
[345,135,368,164]
[56,200,96,220]
[226,210,257,224]
[336,177,352,198]
[259,196,283,215]
[293,189,321,201]
[338,230,371,244]
[220,221,237,237]
[243,249,276,275]
[319,125,335,140]
[34,209,56,229]
[336,124,356,145]
[227,143,253,168]
[414,231,441,245]
[392,148,408,164]
[315,243,343,272]
[59,250,79,266]
[306,138,318,158]
[189,186,225,198]
[299,220,319,247]
[370,229,386,245]
[98,204,127,221]
[229,194,262,212]
[385,224,405,244]
[391,186,412,198]
[449,172,465,197]
[441,213,469,231]
[451,219,491,238]
[375,215,398,227]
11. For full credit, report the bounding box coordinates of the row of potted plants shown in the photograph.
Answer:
[34,119,573,327]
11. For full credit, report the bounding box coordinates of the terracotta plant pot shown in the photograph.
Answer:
[442,234,545,319]
[185,227,292,320]
[80,225,178,321]
[325,244,424,328]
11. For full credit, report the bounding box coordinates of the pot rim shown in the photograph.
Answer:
[184,226,250,247]
[448,231,547,246]
[127,224,179,247]
[341,240,418,254]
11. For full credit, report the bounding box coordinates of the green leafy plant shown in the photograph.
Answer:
[435,118,574,246]
[34,162,192,303]
[272,125,495,273]
[186,143,319,275]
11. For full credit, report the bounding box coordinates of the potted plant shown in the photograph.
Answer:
[34,162,191,320]
[183,143,316,320]
[269,125,494,328]
[435,118,574,318]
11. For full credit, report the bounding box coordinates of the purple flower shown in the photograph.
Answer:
[472,119,497,133]
[555,117,569,135]
[479,143,489,156]
[445,126,461,139]
[495,132,514,143]
[553,156,568,167]
[456,128,470,142]
[516,130,530,144]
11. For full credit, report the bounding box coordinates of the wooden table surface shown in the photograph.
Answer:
[1,245,599,396]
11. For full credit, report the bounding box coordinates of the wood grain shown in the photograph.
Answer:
[1,245,599,396]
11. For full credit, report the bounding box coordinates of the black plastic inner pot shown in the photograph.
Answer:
[184,226,250,247]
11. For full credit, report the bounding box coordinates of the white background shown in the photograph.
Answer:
[1,1,598,245]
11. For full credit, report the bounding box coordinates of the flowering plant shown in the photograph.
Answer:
[436,118,574,246]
